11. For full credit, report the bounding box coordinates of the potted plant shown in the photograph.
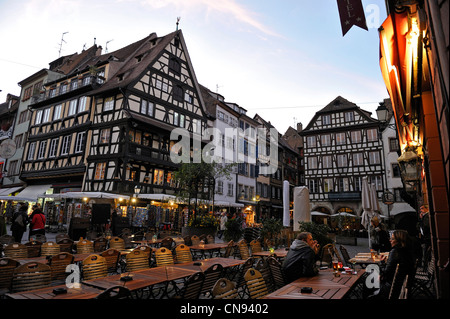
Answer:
[181,213,219,238]
[260,217,283,248]
[223,217,244,242]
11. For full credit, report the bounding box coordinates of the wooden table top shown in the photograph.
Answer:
[169,257,245,272]
[349,252,389,264]
[265,269,364,299]
[5,283,104,300]
[82,271,168,292]
[189,243,229,250]
[252,248,289,258]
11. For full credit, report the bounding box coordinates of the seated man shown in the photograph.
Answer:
[282,232,320,283]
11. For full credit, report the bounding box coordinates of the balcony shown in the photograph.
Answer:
[30,75,105,108]
[327,191,361,201]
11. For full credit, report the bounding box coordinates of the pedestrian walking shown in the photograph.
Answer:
[11,202,29,243]
[29,204,46,239]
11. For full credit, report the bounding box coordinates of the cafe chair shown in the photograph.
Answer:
[55,234,70,242]
[33,234,47,243]
[161,237,174,250]
[410,252,436,299]
[100,249,121,274]
[0,235,14,245]
[134,245,154,267]
[206,234,215,244]
[4,243,28,259]
[339,245,352,266]
[319,243,334,267]
[267,257,287,290]
[255,258,274,292]
[398,275,409,299]
[175,244,193,263]
[24,240,42,258]
[40,241,61,257]
[0,258,20,296]
[191,235,200,246]
[332,246,343,264]
[121,234,134,249]
[95,286,132,299]
[237,239,250,260]
[173,271,205,299]
[125,249,151,272]
[11,262,52,293]
[77,239,94,254]
[183,236,192,246]
[155,247,174,267]
[94,237,108,252]
[222,240,235,258]
[57,238,74,253]
[81,254,107,281]
[212,278,238,299]
[49,252,74,282]
[86,230,98,241]
[235,257,255,298]
[250,240,262,256]
[109,237,125,251]
[244,268,269,299]
[201,264,224,297]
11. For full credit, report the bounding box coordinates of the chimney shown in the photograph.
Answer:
[296,122,303,133]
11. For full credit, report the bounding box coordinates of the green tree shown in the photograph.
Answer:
[174,161,235,220]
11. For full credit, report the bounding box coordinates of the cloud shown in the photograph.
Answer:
[139,0,280,37]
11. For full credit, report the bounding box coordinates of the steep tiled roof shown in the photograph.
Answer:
[315,96,359,114]
[90,31,178,95]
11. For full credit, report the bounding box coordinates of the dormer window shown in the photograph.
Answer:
[135,54,143,62]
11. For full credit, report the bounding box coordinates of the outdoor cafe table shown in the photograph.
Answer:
[169,257,246,281]
[189,243,229,259]
[264,269,365,299]
[252,248,289,259]
[81,258,244,298]
[349,252,389,268]
[5,283,105,300]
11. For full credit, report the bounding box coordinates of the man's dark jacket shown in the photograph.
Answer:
[282,239,318,283]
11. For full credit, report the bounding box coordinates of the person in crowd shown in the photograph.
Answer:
[111,209,118,236]
[369,229,416,299]
[218,211,228,239]
[11,202,29,243]
[418,204,431,266]
[0,212,6,236]
[29,204,46,239]
[370,216,391,252]
[282,232,320,283]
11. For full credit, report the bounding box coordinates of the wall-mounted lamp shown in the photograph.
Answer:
[134,185,141,197]
[397,147,422,193]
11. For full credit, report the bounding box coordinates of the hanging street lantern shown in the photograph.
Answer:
[397,147,422,193]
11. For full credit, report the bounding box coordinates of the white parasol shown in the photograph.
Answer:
[360,177,378,249]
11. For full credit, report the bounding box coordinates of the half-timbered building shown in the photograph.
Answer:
[20,46,102,196]
[300,96,385,216]
[20,30,210,200]
[84,31,209,197]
